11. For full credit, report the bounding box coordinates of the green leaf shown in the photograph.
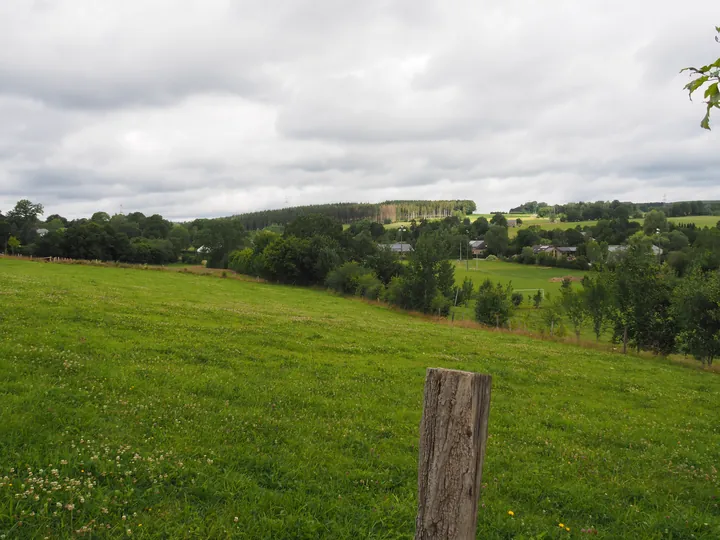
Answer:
[684,76,708,98]
[704,82,719,100]
[701,107,711,130]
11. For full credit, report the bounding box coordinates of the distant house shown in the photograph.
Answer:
[196,245,210,254]
[381,242,414,254]
[506,219,518,228]
[36,228,49,237]
[469,240,487,256]
[556,246,577,258]
[532,245,556,256]
[608,244,663,258]
[532,245,577,259]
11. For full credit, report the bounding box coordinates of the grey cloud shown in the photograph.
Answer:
[1,0,719,219]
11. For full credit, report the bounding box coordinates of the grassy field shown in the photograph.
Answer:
[452,259,585,294]
[450,259,590,338]
[505,215,719,238]
[377,214,717,236]
[1,259,719,539]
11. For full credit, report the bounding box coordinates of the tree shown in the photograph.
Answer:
[365,247,403,285]
[561,286,587,341]
[681,26,720,129]
[8,235,20,254]
[474,279,514,327]
[582,273,611,341]
[672,268,720,365]
[91,211,111,223]
[195,218,247,268]
[110,214,142,238]
[284,214,343,241]
[607,242,676,355]
[490,213,508,227]
[45,214,68,227]
[471,217,489,237]
[168,224,191,253]
[7,199,44,244]
[541,298,565,337]
[666,230,690,252]
[643,209,668,235]
[458,277,474,307]
[532,289,543,308]
[142,214,172,239]
[511,291,524,307]
[405,233,453,313]
[585,240,608,265]
[485,225,509,256]
[0,215,9,252]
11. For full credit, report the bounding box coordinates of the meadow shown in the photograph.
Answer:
[1,259,719,538]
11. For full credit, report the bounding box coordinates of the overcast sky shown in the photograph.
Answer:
[1,1,719,220]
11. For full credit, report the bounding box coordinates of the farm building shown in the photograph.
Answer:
[532,245,577,259]
[469,240,487,256]
[608,244,663,258]
[380,243,414,254]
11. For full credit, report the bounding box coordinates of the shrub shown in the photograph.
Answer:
[355,273,384,300]
[326,262,374,295]
[228,248,255,275]
[431,293,452,316]
[511,291,524,307]
[485,254,498,261]
[475,279,514,327]
[383,275,410,308]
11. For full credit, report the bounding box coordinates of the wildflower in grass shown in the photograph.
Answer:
[559,523,564,528]
[234,517,239,523]
[65,503,75,511]
[566,527,570,532]
[508,510,514,516]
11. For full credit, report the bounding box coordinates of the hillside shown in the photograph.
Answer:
[1,259,719,538]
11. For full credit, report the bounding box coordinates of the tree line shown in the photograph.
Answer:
[510,199,720,222]
[231,200,477,230]
[0,199,246,267]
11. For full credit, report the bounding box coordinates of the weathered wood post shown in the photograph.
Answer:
[415,368,492,540]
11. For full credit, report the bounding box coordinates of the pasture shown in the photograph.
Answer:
[453,259,585,295]
[1,259,719,538]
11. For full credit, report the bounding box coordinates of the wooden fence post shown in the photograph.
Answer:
[415,368,492,540]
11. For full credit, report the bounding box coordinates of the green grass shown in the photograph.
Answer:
[450,260,591,337]
[453,260,585,294]
[1,259,719,539]
[667,215,720,227]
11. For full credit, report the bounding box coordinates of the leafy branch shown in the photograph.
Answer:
[681,26,720,130]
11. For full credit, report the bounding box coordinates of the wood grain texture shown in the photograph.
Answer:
[415,368,492,540]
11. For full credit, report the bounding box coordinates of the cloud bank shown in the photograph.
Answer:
[1,0,719,220]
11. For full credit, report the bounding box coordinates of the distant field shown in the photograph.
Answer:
[450,260,591,337]
[354,214,718,233]
[453,259,585,294]
[666,215,720,227]
[1,259,719,538]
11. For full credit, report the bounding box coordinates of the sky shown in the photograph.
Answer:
[0,1,719,221]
